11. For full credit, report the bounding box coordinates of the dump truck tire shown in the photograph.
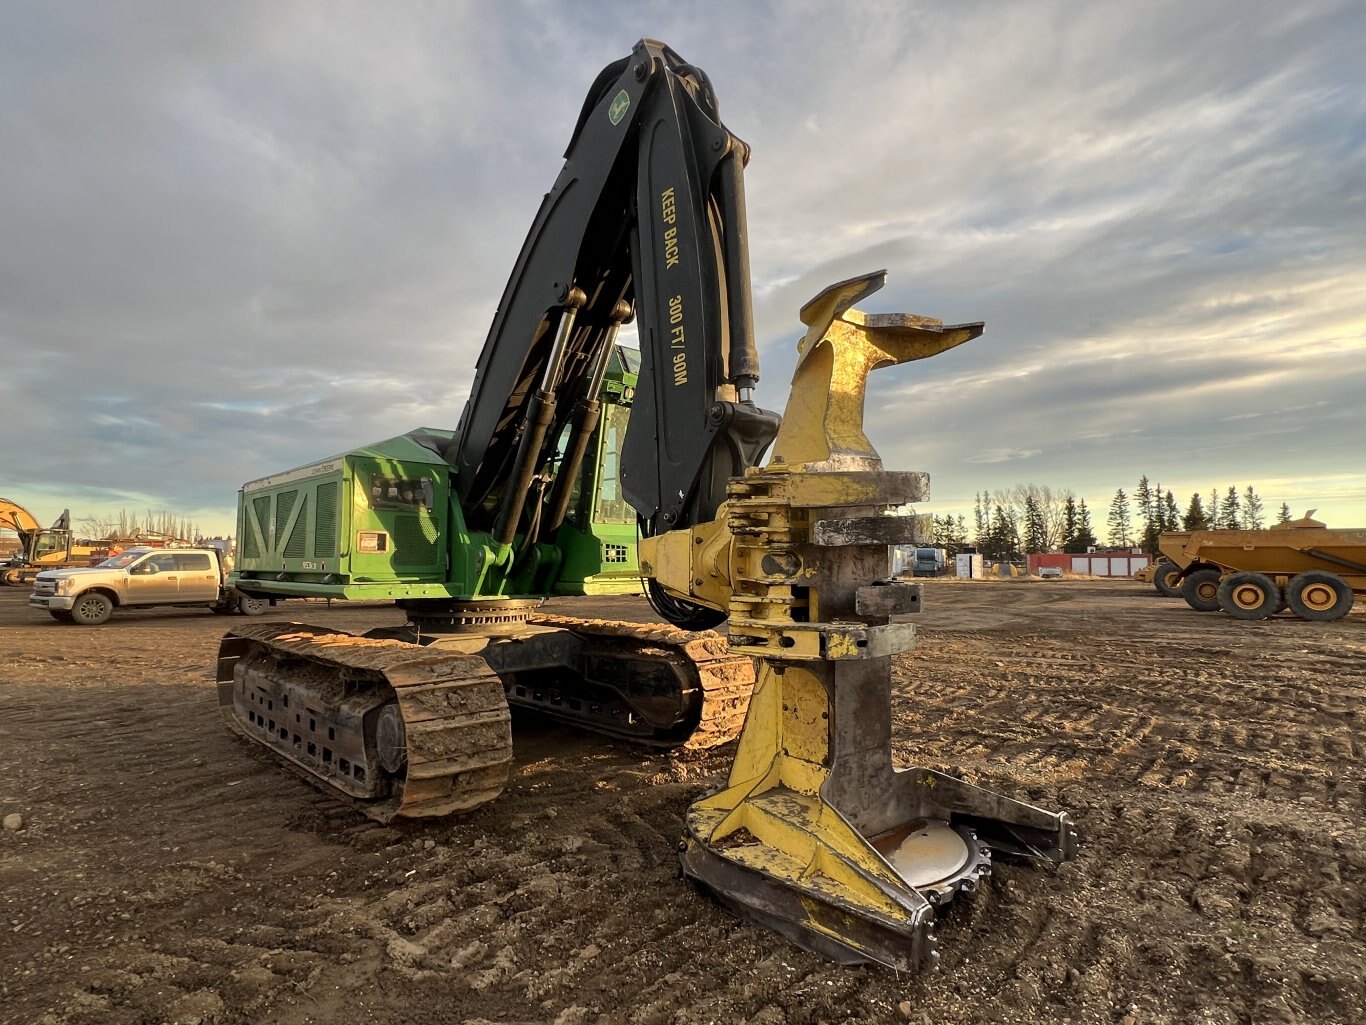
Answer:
[1153,561,1182,597]
[1285,571,1354,622]
[1181,569,1223,612]
[1217,572,1281,620]
[70,592,113,626]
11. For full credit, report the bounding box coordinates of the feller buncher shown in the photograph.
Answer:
[1164,512,1365,621]
[217,40,1075,971]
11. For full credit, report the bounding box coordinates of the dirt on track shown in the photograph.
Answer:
[0,581,1361,1025]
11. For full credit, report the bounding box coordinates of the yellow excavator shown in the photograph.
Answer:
[217,39,1075,972]
[0,499,103,585]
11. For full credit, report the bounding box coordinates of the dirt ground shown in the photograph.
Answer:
[0,580,1361,1025]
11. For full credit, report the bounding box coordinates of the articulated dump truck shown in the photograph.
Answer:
[1160,514,1365,621]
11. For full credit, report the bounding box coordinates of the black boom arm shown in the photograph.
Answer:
[448,39,779,546]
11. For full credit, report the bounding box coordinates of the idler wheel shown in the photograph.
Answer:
[375,703,408,774]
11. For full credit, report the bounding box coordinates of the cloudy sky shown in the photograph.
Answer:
[2,0,1363,539]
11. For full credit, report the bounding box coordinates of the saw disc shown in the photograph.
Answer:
[872,819,974,889]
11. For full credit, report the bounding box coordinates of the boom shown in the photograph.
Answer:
[447,39,779,555]
[0,498,43,541]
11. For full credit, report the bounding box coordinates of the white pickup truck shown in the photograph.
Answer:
[28,545,270,625]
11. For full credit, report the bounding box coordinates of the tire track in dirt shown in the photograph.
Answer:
[883,582,1364,1024]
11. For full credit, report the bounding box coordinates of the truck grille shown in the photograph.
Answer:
[32,580,56,597]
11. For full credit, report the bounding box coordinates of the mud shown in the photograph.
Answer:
[0,582,1361,1025]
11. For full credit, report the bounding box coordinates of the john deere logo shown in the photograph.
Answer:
[608,89,630,125]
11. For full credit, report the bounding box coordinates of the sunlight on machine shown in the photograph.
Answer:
[642,272,1077,970]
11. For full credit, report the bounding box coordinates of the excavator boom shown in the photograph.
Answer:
[0,497,43,542]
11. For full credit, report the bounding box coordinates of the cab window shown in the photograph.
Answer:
[174,553,212,571]
[133,553,177,574]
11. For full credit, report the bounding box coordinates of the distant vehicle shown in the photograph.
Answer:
[1163,513,1365,621]
[28,545,267,625]
[911,547,946,577]
[1038,566,1063,579]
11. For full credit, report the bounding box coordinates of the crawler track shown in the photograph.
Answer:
[524,613,755,749]
[217,616,755,823]
[217,623,513,824]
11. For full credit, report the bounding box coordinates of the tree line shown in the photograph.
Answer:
[1118,479,1282,556]
[927,480,1286,562]
[77,509,205,543]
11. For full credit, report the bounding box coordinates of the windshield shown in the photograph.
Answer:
[97,551,145,569]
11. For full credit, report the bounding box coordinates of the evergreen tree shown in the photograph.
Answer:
[1242,485,1265,529]
[973,492,989,548]
[1061,495,1079,553]
[1209,488,1220,526]
[1106,488,1132,547]
[986,504,1019,561]
[1276,502,1292,525]
[1074,499,1099,551]
[1220,486,1241,530]
[1183,492,1209,530]
[988,505,1021,563]
[1162,491,1181,532]
[1023,493,1048,554]
[1134,476,1154,532]
[933,514,969,556]
[1139,481,1163,554]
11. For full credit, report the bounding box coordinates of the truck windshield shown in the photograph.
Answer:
[97,552,145,569]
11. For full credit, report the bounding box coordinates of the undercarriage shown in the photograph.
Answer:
[216,603,754,824]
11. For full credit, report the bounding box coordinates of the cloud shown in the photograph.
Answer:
[966,449,1043,465]
[1,0,1363,535]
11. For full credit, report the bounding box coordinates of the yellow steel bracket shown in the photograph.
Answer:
[674,271,1077,972]
[640,271,979,609]
[771,270,980,472]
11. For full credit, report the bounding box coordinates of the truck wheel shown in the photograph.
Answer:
[1181,569,1223,612]
[1,569,23,586]
[237,595,269,616]
[70,592,113,625]
[209,602,234,615]
[48,610,74,623]
[1217,572,1281,620]
[1285,572,1354,622]
[1153,561,1182,597]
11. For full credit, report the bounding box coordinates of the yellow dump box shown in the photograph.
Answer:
[1165,514,1365,621]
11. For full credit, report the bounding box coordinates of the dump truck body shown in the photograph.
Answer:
[1155,532,1193,569]
[1177,528,1366,583]
[1167,522,1365,621]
